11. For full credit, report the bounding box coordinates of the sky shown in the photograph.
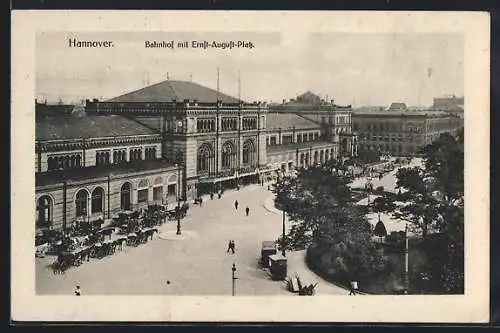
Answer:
[36,32,463,107]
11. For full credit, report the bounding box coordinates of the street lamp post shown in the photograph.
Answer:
[231,263,238,296]
[403,223,409,294]
[281,208,286,257]
[176,163,181,235]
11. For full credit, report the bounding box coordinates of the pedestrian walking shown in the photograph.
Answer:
[210,192,214,200]
[218,191,222,199]
[349,280,358,296]
[230,240,235,254]
[227,240,232,253]
[74,285,81,296]
[234,200,239,210]
[245,206,250,216]
[199,197,203,206]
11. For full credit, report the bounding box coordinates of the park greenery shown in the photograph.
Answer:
[274,131,464,294]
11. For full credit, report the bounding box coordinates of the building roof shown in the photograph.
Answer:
[294,91,323,104]
[353,108,452,117]
[36,103,76,117]
[266,113,321,131]
[36,114,159,141]
[36,160,177,187]
[267,141,335,155]
[388,102,408,111]
[107,80,240,104]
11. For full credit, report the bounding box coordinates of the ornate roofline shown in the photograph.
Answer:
[86,101,269,116]
[36,134,162,152]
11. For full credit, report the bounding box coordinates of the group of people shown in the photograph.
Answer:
[233,200,250,216]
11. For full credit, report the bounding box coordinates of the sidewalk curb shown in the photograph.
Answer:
[262,194,281,215]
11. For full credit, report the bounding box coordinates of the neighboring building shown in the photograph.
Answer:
[432,95,464,118]
[35,81,357,231]
[353,102,463,156]
[266,91,358,172]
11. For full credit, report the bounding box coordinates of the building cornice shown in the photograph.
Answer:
[36,134,162,152]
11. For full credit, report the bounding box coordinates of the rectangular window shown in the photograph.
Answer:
[167,184,176,197]
[282,135,293,144]
[153,186,163,201]
[138,189,148,203]
[270,137,277,145]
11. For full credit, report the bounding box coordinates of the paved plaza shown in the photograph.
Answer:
[36,159,422,296]
[36,184,346,296]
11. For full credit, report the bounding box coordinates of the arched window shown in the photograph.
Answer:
[47,157,54,171]
[197,143,214,174]
[242,139,256,166]
[36,196,52,228]
[120,182,131,211]
[91,187,104,214]
[76,154,81,167]
[221,141,236,169]
[57,156,63,169]
[314,151,319,164]
[70,155,76,168]
[320,150,324,164]
[75,189,89,217]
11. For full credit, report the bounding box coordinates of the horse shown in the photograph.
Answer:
[79,245,93,262]
[113,237,127,251]
[127,234,139,247]
[143,228,158,241]
[99,228,115,240]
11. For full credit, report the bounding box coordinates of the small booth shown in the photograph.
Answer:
[260,241,277,267]
[268,254,288,281]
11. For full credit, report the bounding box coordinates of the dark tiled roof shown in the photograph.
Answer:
[36,103,75,117]
[36,160,177,187]
[266,113,321,131]
[267,141,335,154]
[36,114,159,141]
[108,80,240,104]
[388,102,408,110]
[295,91,323,104]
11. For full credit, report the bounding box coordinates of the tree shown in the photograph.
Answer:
[274,160,387,286]
[274,160,355,250]
[371,196,396,223]
[390,132,464,293]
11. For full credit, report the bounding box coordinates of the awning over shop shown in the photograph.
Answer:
[198,168,266,184]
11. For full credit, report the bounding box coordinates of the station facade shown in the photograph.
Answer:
[35,80,357,231]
